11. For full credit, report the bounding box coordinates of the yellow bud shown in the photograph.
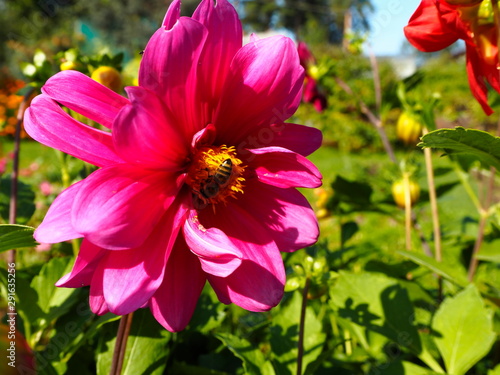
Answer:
[392,178,420,209]
[308,65,320,80]
[60,61,80,71]
[91,66,122,93]
[396,112,423,145]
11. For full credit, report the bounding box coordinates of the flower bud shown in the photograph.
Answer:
[392,178,420,208]
[396,111,423,145]
[60,61,80,71]
[91,66,122,93]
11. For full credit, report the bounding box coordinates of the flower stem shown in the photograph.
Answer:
[8,87,34,266]
[297,277,310,375]
[422,128,443,298]
[110,312,134,375]
[404,173,412,250]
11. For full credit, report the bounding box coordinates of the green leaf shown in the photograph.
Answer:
[0,176,36,224]
[373,360,442,375]
[270,291,326,375]
[432,284,496,375]
[489,364,500,375]
[0,224,37,252]
[419,127,500,170]
[30,257,80,327]
[397,250,469,287]
[341,221,359,245]
[96,309,171,375]
[216,333,275,375]
[329,271,421,355]
[476,239,500,263]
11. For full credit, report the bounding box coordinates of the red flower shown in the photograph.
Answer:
[405,0,500,114]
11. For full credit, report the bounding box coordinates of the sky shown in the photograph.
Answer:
[367,0,421,56]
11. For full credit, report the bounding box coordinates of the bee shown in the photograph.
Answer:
[192,159,234,210]
[201,158,233,199]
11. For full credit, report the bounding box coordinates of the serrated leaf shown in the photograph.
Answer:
[0,224,37,252]
[419,127,500,170]
[397,250,468,287]
[270,291,326,375]
[432,284,495,375]
[96,309,171,375]
[216,333,275,375]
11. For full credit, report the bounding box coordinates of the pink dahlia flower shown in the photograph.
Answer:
[24,0,322,331]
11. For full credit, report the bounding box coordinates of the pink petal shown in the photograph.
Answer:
[214,36,304,145]
[25,95,123,167]
[139,17,208,138]
[236,181,319,252]
[98,197,188,315]
[248,146,322,188]
[162,0,181,29]
[193,0,242,117]
[56,239,106,288]
[72,165,184,250]
[201,205,285,311]
[34,180,83,243]
[42,70,129,129]
[89,265,109,315]
[113,86,189,170]
[183,211,242,277]
[236,123,322,158]
[150,235,206,332]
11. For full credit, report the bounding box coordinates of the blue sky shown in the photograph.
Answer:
[368,0,421,56]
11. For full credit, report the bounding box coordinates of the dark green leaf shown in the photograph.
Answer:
[270,291,326,375]
[341,221,359,245]
[216,333,275,375]
[0,176,36,224]
[419,127,500,170]
[96,309,171,375]
[0,224,37,252]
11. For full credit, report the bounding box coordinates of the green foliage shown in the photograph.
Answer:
[0,224,36,252]
[432,285,496,375]
[96,310,171,375]
[420,127,500,171]
[0,175,35,224]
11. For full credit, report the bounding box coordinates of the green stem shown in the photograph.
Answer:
[423,128,443,299]
[297,277,310,375]
[453,162,482,214]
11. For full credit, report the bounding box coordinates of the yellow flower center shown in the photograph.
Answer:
[186,145,245,210]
